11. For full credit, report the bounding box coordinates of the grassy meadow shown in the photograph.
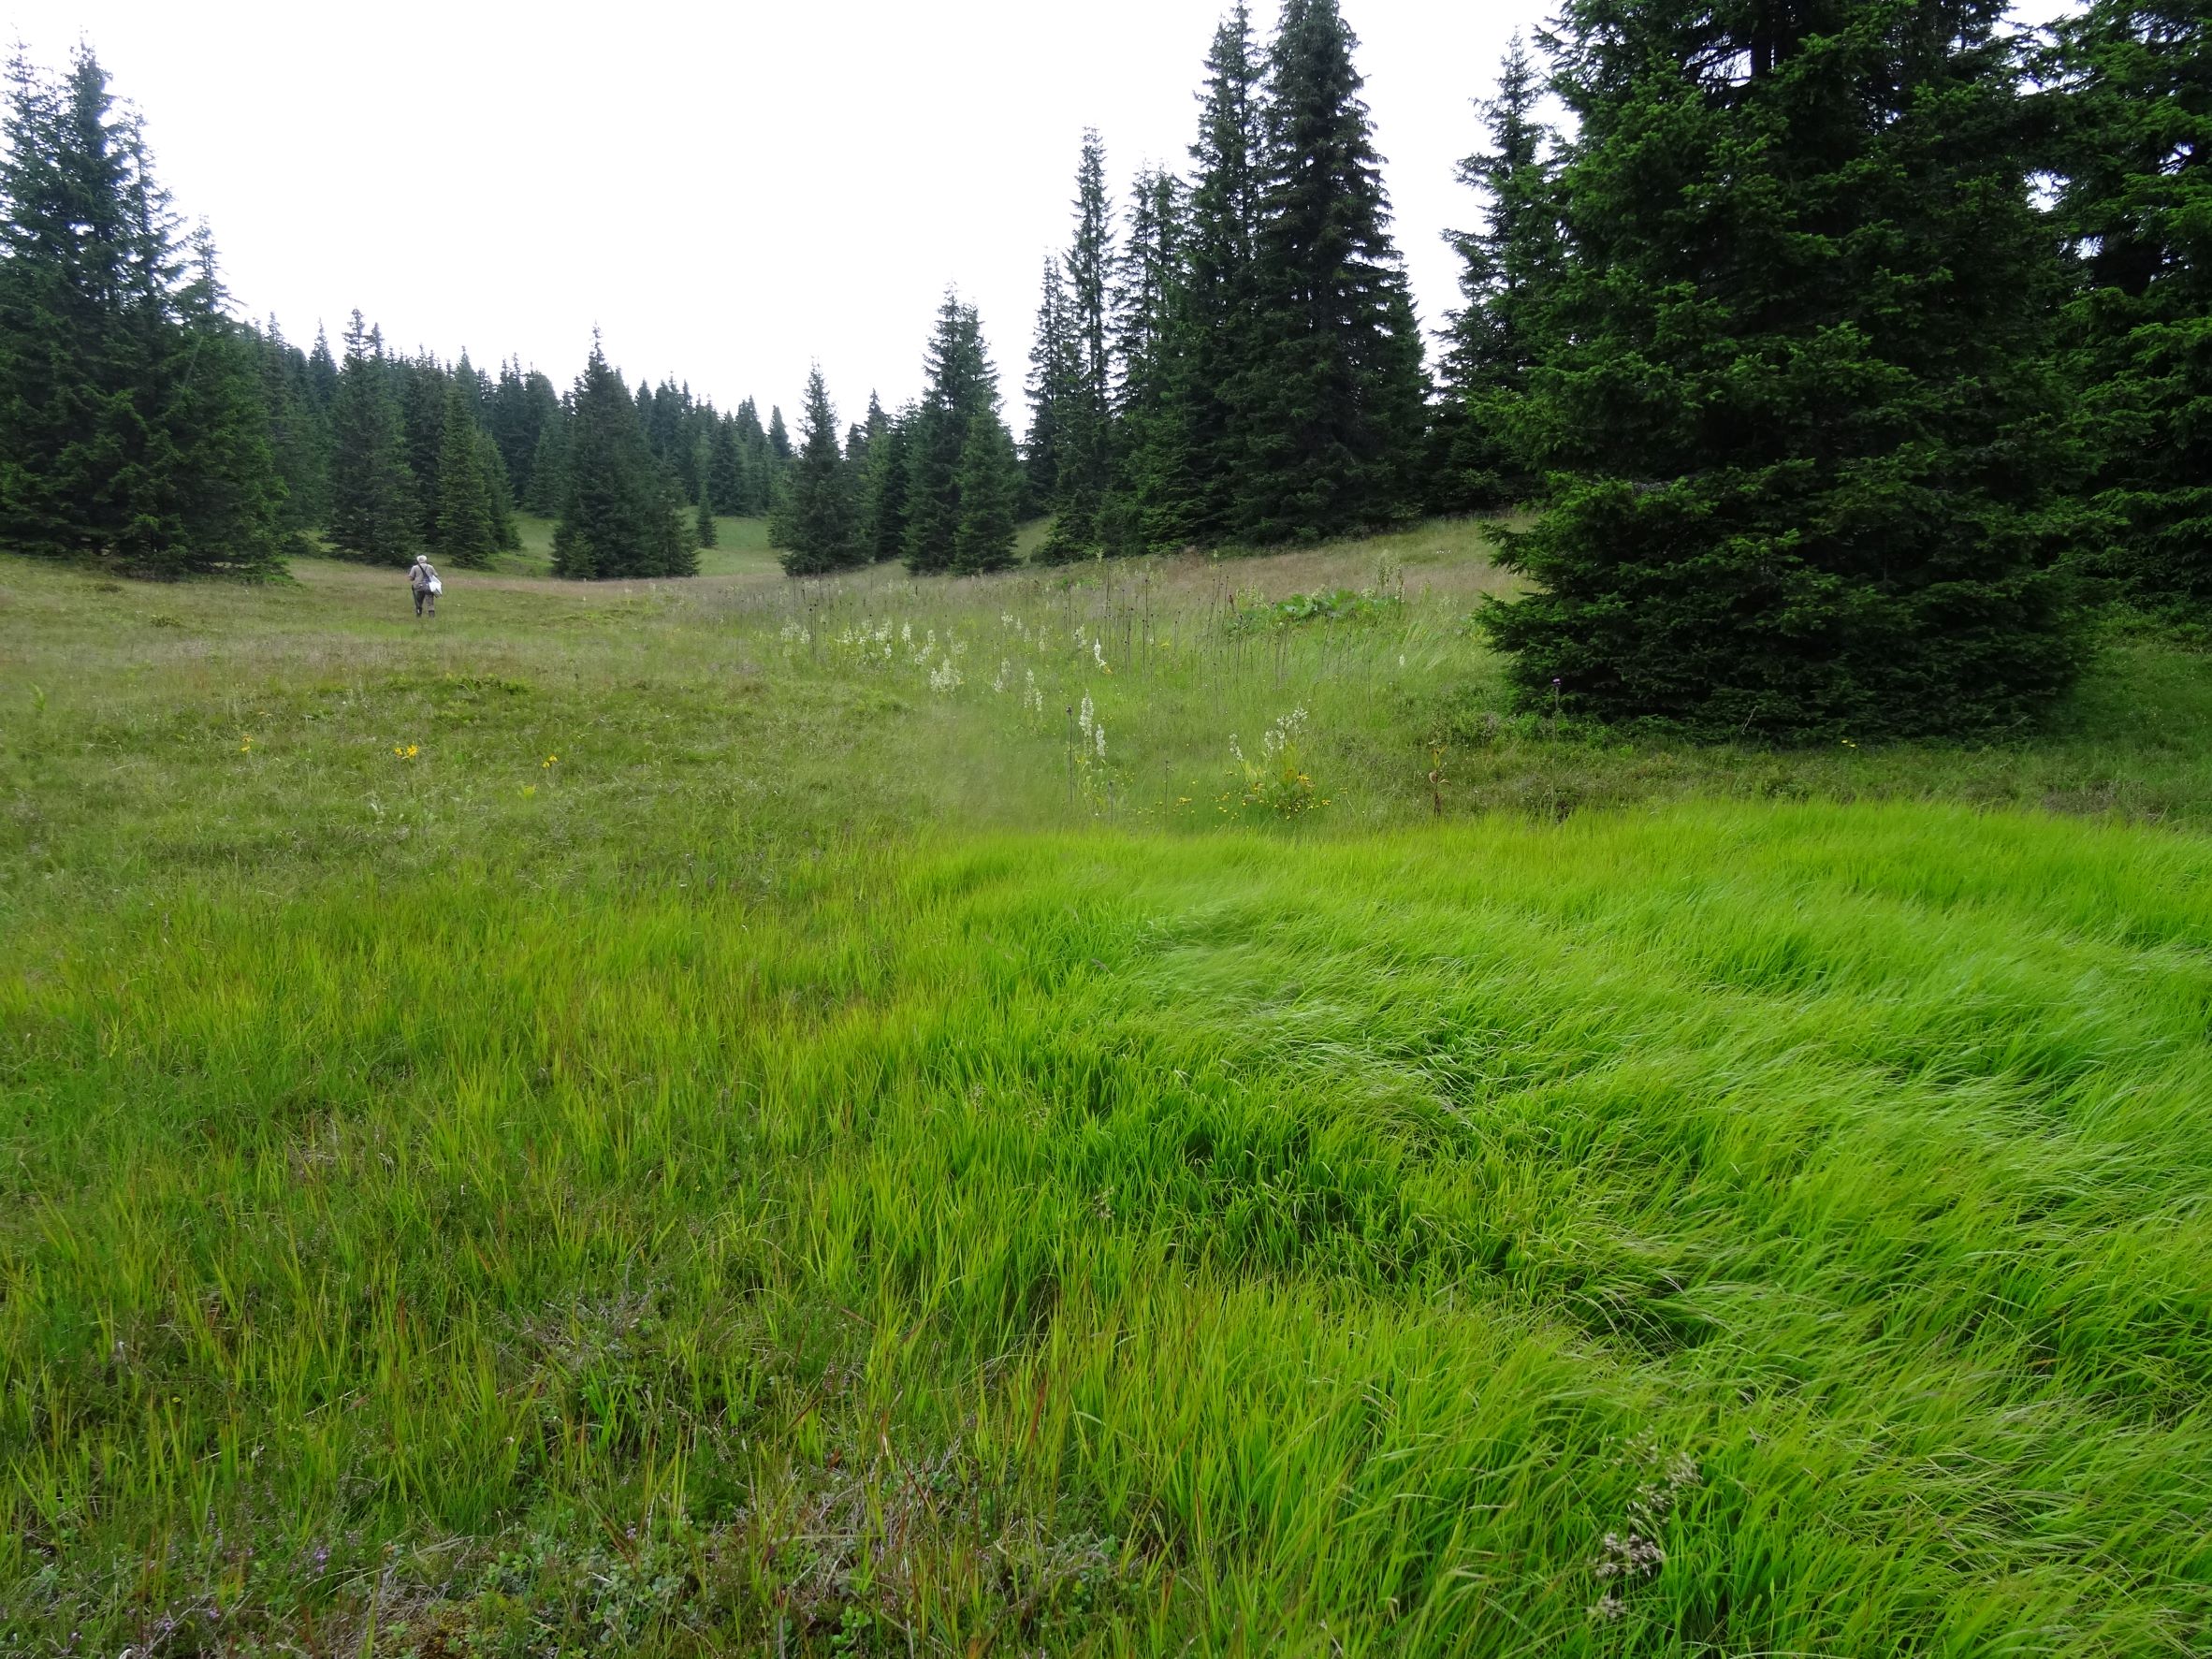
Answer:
[3,521,2210,1654]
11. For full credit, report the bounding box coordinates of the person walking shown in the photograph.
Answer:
[407,553,440,619]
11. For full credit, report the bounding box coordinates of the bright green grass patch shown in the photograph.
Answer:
[4,805,2209,1653]
[4,535,2212,1652]
[694,515,780,578]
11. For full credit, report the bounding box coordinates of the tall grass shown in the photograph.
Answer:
[2,533,2209,1652]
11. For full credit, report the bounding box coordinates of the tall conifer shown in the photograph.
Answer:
[903,292,1000,573]
[1023,256,1076,514]
[152,230,289,575]
[0,46,283,575]
[1236,0,1428,542]
[327,312,416,564]
[1109,167,1198,552]
[862,406,914,562]
[1436,33,1558,511]
[553,335,691,579]
[705,415,745,515]
[1171,3,1269,545]
[255,315,327,541]
[478,428,518,549]
[771,363,860,575]
[525,404,568,516]
[953,409,1021,574]
[695,480,718,549]
[305,325,339,418]
[432,376,497,565]
[1039,132,1115,561]
[2049,0,2212,609]
[1485,0,2084,739]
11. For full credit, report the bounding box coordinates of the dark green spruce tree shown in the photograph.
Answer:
[1435,31,1558,511]
[2048,0,2212,609]
[1485,0,2085,740]
[431,375,497,566]
[1108,167,1198,552]
[1171,1,1269,545]
[480,429,519,549]
[694,444,719,548]
[1038,130,1115,562]
[772,364,860,575]
[146,228,291,575]
[305,325,339,423]
[953,408,1021,574]
[255,315,328,541]
[731,398,772,513]
[398,352,450,545]
[862,405,914,562]
[487,359,560,507]
[859,392,889,459]
[553,335,692,579]
[1024,255,1076,518]
[903,293,1003,573]
[327,312,416,564]
[1235,0,1428,542]
[705,415,745,514]
[525,401,569,515]
[0,45,284,575]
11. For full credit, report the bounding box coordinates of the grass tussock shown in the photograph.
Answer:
[2,525,2210,1653]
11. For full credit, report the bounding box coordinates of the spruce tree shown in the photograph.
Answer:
[1023,255,1076,517]
[525,404,568,516]
[0,45,283,575]
[1109,167,1198,552]
[1038,131,1115,562]
[1236,0,1428,543]
[731,397,769,513]
[953,408,1022,575]
[772,363,860,575]
[152,230,290,576]
[255,315,328,541]
[326,312,416,564]
[2049,0,2212,609]
[0,43,147,559]
[305,324,339,419]
[1172,2,1269,544]
[766,405,792,461]
[1485,0,2084,740]
[1436,32,1559,512]
[452,350,486,424]
[903,292,999,573]
[478,428,519,550]
[859,392,889,459]
[695,483,718,549]
[705,415,745,514]
[431,375,497,566]
[862,406,914,562]
[486,359,558,505]
[553,335,691,579]
[400,354,449,543]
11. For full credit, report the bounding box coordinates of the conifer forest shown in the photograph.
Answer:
[3,3,2210,1654]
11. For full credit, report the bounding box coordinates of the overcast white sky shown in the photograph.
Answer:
[0,0,1526,422]
[8,1,2077,426]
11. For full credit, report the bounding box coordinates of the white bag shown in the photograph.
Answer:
[427,575,443,594]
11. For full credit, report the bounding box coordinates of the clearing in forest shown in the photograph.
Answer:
[2,527,2208,1654]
